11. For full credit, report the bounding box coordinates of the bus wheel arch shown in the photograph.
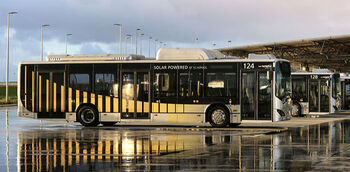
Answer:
[205,104,230,127]
[76,103,100,126]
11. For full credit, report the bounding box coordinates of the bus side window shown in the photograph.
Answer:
[154,72,176,99]
[95,73,116,97]
[179,71,203,97]
[69,73,90,92]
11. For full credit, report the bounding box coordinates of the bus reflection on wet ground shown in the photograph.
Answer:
[2,108,350,171]
[16,123,350,171]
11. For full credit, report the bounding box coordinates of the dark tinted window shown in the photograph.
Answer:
[292,77,308,102]
[179,71,203,97]
[95,73,117,97]
[206,72,237,97]
[69,73,90,91]
[154,72,176,98]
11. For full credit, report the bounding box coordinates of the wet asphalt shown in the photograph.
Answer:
[1,106,350,171]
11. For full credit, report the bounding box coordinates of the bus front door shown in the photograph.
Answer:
[121,71,150,119]
[37,71,65,118]
[241,71,272,120]
[310,79,329,112]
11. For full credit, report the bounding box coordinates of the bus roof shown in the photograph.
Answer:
[19,58,289,65]
[21,48,288,65]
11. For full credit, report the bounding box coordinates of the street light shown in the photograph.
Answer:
[140,33,144,56]
[65,33,72,55]
[227,40,231,47]
[212,43,216,49]
[154,39,158,57]
[126,34,132,54]
[135,28,140,54]
[41,24,50,61]
[148,37,152,57]
[113,24,122,54]
[5,11,17,103]
[124,35,130,54]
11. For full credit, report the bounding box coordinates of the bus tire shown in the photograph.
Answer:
[77,105,99,126]
[208,106,230,127]
[291,102,301,117]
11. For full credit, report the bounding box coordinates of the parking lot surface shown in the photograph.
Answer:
[1,106,350,171]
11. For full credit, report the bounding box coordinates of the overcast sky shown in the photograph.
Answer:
[1,0,350,81]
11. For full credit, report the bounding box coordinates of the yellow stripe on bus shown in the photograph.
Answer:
[168,103,175,113]
[176,104,183,113]
[68,88,72,112]
[61,86,65,112]
[113,98,119,112]
[53,82,57,112]
[91,93,95,105]
[83,91,87,103]
[106,96,111,112]
[144,102,149,113]
[32,72,35,112]
[98,95,103,112]
[24,66,27,111]
[128,100,134,113]
[39,75,42,112]
[160,103,167,113]
[76,90,80,110]
[137,101,142,113]
[152,102,159,113]
[46,79,49,112]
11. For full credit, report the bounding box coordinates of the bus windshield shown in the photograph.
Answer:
[275,61,291,100]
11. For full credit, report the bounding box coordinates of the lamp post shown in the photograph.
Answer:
[124,35,130,54]
[126,34,132,54]
[227,40,231,47]
[5,11,17,103]
[65,33,72,55]
[135,28,140,54]
[113,24,122,54]
[212,43,216,49]
[154,39,158,57]
[148,37,152,57]
[140,33,144,56]
[41,24,50,61]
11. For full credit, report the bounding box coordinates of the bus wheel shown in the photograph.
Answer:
[77,106,99,126]
[209,106,229,127]
[291,103,301,117]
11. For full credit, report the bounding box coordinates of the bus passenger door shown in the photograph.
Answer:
[241,71,272,120]
[320,80,329,112]
[309,80,319,112]
[121,71,150,119]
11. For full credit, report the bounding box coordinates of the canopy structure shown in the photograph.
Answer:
[219,34,350,72]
